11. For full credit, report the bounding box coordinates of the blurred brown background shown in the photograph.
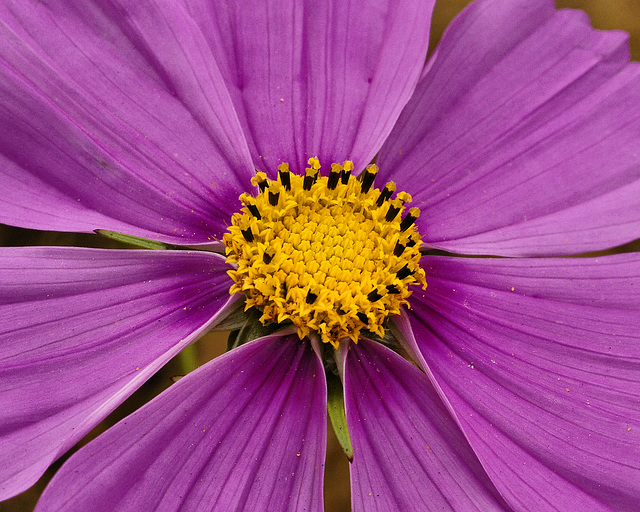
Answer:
[1,1,639,510]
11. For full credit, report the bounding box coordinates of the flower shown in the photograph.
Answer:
[1,0,639,510]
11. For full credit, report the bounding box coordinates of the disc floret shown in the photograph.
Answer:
[224,158,426,347]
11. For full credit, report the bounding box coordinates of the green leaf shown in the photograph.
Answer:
[177,344,198,374]
[326,371,353,461]
[95,230,175,250]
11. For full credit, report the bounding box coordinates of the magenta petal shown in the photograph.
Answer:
[0,247,232,499]
[0,0,253,243]
[35,334,326,512]
[379,0,640,255]
[188,0,434,174]
[344,339,509,511]
[408,254,640,511]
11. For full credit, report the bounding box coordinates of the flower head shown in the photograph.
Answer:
[1,0,639,511]
[224,158,425,345]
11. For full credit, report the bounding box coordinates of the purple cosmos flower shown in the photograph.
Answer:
[1,0,640,510]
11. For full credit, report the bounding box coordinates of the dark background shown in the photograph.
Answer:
[1,1,639,510]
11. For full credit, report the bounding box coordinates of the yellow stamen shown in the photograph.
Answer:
[224,157,426,347]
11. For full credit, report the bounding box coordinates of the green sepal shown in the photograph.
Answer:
[226,307,287,351]
[211,298,251,332]
[326,371,353,461]
[95,229,177,250]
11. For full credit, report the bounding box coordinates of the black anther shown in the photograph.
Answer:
[241,228,254,243]
[367,290,383,302]
[247,204,261,220]
[385,204,401,222]
[279,169,291,190]
[397,264,412,280]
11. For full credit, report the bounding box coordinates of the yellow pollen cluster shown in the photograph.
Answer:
[223,158,426,347]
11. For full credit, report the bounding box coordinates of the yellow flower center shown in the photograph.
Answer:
[223,157,426,347]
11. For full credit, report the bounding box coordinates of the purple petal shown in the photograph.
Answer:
[407,254,640,511]
[0,247,232,499]
[36,334,326,512]
[343,338,509,511]
[186,0,434,174]
[0,0,254,243]
[379,0,640,256]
